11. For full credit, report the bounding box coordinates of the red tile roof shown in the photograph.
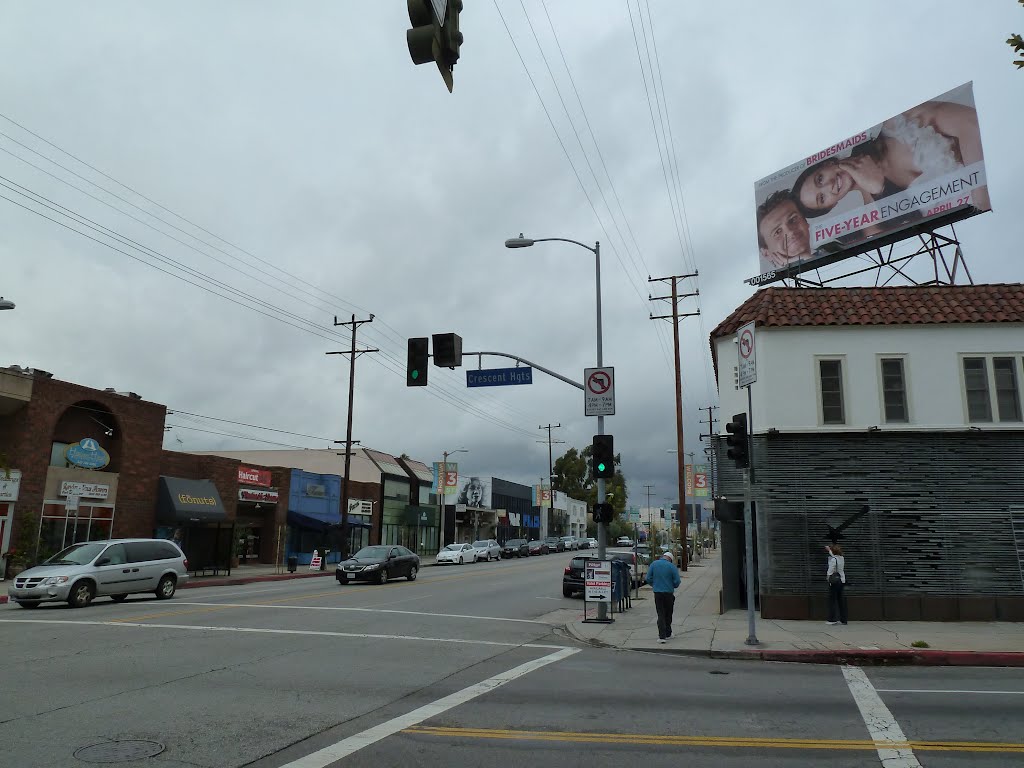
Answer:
[710,284,1024,339]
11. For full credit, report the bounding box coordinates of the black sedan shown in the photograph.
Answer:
[527,539,550,555]
[544,536,565,552]
[336,545,420,585]
[501,539,529,558]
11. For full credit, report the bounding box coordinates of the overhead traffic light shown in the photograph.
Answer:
[407,337,429,386]
[592,434,614,479]
[432,332,463,368]
[406,0,464,93]
[725,413,749,469]
[592,502,613,524]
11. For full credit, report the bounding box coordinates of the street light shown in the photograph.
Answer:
[505,232,610,620]
[439,447,468,547]
[0,297,14,311]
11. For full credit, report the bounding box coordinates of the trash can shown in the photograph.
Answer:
[287,555,298,573]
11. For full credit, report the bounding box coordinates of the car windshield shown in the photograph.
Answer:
[505,539,524,546]
[352,546,390,560]
[44,541,108,565]
[442,544,464,552]
[472,541,489,548]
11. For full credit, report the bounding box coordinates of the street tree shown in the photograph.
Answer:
[1011,0,1024,69]
[552,444,629,513]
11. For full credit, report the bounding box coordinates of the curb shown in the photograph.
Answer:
[562,622,1024,667]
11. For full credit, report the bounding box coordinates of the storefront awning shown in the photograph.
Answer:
[287,509,372,532]
[157,476,228,524]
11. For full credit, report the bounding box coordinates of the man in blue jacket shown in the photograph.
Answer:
[646,552,681,643]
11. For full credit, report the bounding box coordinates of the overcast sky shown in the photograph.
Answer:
[2,1,1022,507]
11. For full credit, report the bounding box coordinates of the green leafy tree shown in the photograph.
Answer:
[552,444,629,525]
[1011,0,1024,69]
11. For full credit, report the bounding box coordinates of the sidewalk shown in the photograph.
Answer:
[565,550,1024,667]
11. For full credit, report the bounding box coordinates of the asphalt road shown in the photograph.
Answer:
[2,549,1023,768]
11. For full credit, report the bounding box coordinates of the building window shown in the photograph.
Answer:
[880,358,908,423]
[994,357,1022,422]
[818,359,845,425]
[50,442,70,468]
[962,355,1023,423]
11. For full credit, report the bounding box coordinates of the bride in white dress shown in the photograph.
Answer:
[792,99,988,219]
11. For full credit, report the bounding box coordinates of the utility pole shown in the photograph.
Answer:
[700,404,720,538]
[649,273,699,571]
[327,314,378,561]
[538,423,563,536]
[643,484,654,543]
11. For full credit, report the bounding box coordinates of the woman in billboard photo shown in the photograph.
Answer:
[792,97,987,220]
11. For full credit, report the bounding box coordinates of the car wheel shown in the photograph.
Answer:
[68,580,95,609]
[458,556,464,565]
[156,575,177,600]
[378,568,389,585]
[111,594,128,603]
[407,566,418,581]
[563,587,573,597]
[17,600,40,609]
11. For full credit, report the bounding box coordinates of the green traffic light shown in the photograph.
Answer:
[412,370,420,379]
[597,462,606,472]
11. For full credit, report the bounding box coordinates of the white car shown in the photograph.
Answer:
[436,543,478,565]
[615,536,634,547]
[470,539,501,562]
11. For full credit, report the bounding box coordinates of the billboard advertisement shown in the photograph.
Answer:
[453,475,492,509]
[750,82,989,285]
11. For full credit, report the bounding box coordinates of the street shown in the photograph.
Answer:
[2,552,1023,768]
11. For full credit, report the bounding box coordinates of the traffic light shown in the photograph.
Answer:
[592,434,614,479]
[725,413,749,469]
[406,0,463,93]
[407,337,429,386]
[592,502,613,524]
[432,332,463,368]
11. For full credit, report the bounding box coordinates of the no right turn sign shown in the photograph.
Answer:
[584,367,615,416]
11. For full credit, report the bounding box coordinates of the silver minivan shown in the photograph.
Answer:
[8,538,189,609]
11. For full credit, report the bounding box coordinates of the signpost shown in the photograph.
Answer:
[584,367,615,416]
[737,322,756,388]
[736,324,759,647]
[583,559,612,622]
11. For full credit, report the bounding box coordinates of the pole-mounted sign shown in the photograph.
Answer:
[737,321,757,388]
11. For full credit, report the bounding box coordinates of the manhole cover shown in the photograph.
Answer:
[73,740,165,763]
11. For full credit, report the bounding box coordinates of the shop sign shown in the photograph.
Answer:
[0,469,21,502]
[238,466,272,487]
[305,483,327,498]
[60,481,110,500]
[64,438,110,470]
[238,488,279,503]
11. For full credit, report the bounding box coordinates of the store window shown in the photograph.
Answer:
[37,503,114,561]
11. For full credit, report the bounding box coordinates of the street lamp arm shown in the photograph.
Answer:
[529,237,598,255]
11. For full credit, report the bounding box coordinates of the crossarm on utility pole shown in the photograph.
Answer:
[463,351,584,390]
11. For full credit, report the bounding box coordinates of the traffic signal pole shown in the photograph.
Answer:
[743,384,759,645]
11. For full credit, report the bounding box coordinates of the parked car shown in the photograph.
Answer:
[501,539,529,558]
[336,545,420,584]
[562,556,592,597]
[585,537,599,549]
[609,551,649,588]
[544,536,566,552]
[471,539,501,562]
[435,543,478,565]
[576,538,591,550]
[527,539,550,555]
[9,539,188,609]
[559,536,578,551]
[615,536,634,547]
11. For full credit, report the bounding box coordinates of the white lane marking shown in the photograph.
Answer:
[280,647,579,768]
[842,665,922,768]
[875,689,1024,695]
[169,602,545,625]
[0,619,565,649]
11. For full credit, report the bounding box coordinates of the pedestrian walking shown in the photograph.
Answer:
[646,551,681,643]
[825,544,847,625]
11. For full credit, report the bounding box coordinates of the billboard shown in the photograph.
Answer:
[453,474,492,509]
[750,82,989,285]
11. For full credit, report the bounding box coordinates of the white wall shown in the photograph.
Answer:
[715,323,1024,432]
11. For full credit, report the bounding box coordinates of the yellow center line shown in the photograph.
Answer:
[402,726,1024,753]
[111,558,549,623]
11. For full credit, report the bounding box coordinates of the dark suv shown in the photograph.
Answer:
[562,556,592,597]
[501,539,529,558]
[544,536,565,552]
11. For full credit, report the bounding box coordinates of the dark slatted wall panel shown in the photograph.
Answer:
[714,431,1024,597]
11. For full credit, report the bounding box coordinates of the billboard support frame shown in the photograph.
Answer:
[781,223,972,289]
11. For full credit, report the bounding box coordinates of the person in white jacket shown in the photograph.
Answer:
[825,544,848,625]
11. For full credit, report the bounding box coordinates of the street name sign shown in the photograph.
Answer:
[466,367,533,387]
[584,367,615,416]
[737,322,757,388]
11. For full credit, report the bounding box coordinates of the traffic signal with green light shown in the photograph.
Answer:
[432,332,463,368]
[725,413,749,469]
[592,434,614,479]
[407,337,429,386]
